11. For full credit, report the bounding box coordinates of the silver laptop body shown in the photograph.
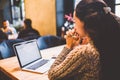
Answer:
[13,39,55,73]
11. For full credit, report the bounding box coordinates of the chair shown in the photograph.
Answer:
[0,39,24,59]
[37,35,65,50]
[0,51,2,59]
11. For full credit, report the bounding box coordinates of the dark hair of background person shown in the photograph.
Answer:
[2,19,9,28]
[2,19,7,22]
[24,19,32,29]
[76,0,120,80]
[0,29,8,43]
[2,19,8,22]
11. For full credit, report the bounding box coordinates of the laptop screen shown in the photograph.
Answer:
[13,40,42,67]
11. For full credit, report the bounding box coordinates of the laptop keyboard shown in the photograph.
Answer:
[27,59,49,70]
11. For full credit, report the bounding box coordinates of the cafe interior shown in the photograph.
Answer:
[0,0,120,80]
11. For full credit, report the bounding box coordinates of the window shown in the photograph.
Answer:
[115,0,120,17]
[10,0,25,24]
[56,0,74,36]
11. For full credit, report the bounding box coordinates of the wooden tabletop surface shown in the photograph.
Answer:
[0,45,64,80]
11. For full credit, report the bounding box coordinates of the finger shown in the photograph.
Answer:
[64,35,67,39]
[72,36,79,41]
[66,30,72,37]
[71,29,75,34]
[68,29,73,36]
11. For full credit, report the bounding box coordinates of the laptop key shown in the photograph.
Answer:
[27,59,49,70]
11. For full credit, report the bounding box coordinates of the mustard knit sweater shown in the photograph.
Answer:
[48,43,100,80]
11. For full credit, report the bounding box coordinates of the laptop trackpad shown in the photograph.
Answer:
[35,59,55,73]
[27,59,49,70]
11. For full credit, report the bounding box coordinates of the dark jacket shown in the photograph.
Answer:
[0,30,8,43]
[18,28,40,40]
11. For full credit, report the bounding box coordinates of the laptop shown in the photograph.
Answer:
[13,39,55,74]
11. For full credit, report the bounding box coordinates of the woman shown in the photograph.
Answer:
[48,0,120,80]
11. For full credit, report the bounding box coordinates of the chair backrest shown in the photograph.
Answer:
[37,35,65,50]
[0,39,24,59]
[0,51,2,59]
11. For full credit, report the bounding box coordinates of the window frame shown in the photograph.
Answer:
[115,0,120,17]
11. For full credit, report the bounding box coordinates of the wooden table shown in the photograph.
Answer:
[0,45,64,80]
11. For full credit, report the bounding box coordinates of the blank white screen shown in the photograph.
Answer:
[15,41,41,66]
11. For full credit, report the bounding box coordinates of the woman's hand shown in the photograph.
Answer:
[64,29,80,49]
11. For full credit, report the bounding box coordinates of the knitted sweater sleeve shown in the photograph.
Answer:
[48,45,89,80]
[49,47,72,69]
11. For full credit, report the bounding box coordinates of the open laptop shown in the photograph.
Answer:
[13,39,55,74]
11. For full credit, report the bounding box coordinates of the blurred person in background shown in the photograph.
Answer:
[1,20,17,39]
[17,18,40,40]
